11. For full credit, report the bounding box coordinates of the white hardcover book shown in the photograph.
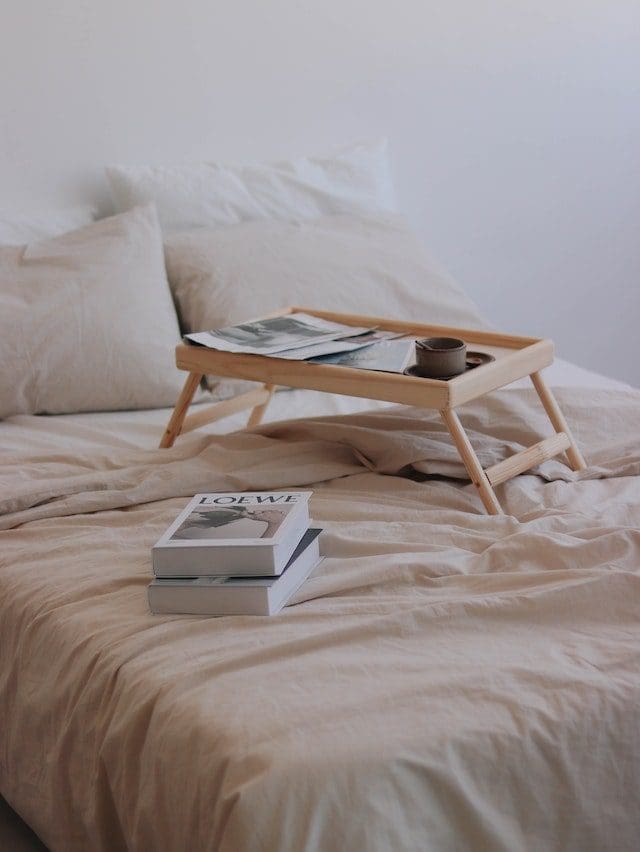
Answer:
[152,492,311,577]
[148,528,322,616]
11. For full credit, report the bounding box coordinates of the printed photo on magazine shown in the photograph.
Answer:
[275,328,403,360]
[184,312,373,356]
[310,337,415,373]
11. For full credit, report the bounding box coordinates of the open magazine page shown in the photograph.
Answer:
[309,337,415,373]
[275,329,403,360]
[185,312,373,355]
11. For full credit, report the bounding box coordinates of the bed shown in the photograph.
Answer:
[1,149,639,850]
[2,358,640,851]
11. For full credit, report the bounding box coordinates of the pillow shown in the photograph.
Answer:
[0,204,185,418]
[163,213,488,396]
[0,204,96,246]
[106,140,396,233]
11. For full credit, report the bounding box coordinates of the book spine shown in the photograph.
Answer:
[152,543,278,577]
[148,585,270,616]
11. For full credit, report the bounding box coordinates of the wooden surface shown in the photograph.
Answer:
[175,344,452,409]
[447,339,554,406]
[175,308,554,412]
[158,371,202,448]
[440,408,503,514]
[291,306,541,348]
[246,383,276,427]
[160,308,587,514]
[530,371,587,471]
[181,387,271,434]
[485,433,571,486]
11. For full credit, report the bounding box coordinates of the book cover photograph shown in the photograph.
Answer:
[158,492,310,547]
[170,503,291,542]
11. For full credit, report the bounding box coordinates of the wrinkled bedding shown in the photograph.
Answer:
[1,385,639,851]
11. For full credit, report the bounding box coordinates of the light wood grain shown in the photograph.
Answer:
[246,384,276,427]
[180,387,271,434]
[175,344,452,409]
[159,309,584,516]
[290,306,541,349]
[440,408,503,514]
[447,339,554,406]
[158,372,203,448]
[530,371,587,471]
[485,433,571,486]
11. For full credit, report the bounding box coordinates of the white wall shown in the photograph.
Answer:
[1,0,638,384]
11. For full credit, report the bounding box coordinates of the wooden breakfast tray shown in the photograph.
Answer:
[159,307,586,514]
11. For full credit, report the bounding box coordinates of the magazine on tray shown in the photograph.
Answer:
[185,312,374,356]
[148,528,323,616]
[309,337,415,373]
[274,328,403,360]
[152,492,311,577]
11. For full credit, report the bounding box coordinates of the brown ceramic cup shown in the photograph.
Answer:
[415,337,467,378]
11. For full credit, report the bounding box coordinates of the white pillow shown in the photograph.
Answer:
[107,140,396,233]
[0,204,96,245]
[163,214,487,395]
[0,205,185,418]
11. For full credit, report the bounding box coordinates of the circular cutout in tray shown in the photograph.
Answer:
[404,351,495,380]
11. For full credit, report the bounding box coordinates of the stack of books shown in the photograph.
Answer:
[148,491,321,616]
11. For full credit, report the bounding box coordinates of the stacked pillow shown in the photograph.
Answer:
[0,204,184,418]
[107,140,397,232]
[106,141,486,398]
[164,213,486,348]
[1,141,488,418]
[162,213,487,397]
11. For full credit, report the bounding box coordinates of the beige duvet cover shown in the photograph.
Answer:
[1,386,639,851]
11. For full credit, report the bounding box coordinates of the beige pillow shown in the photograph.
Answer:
[164,214,487,395]
[0,204,185,417]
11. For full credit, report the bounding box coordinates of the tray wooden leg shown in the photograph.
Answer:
[246,383,276,428]
[441,409,503,515]
[159,372,203,448]
[530,371,587,471]
[440,373,587,514]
